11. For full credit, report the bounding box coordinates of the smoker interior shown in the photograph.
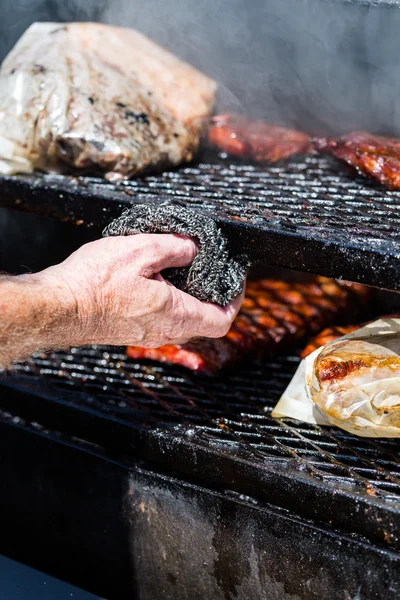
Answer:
[1,150,400,596]
[3,1,400,595]
[0,148,400,600]
[1,408,399,600]
[2,343,400,597]
[3,343,400,540]
[1,152,400,290]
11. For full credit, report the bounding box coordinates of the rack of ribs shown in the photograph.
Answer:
[314,131,400,190]
[300,325,360,359]
[208,114,312,163]
[127,277,369,374]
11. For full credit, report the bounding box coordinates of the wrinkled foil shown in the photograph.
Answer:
[0,22,216,180]
[272,317,400,437]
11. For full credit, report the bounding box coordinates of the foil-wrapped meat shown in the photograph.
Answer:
[208,114,312,163]
[314,131,400,190]
[0,23,216,180]
[127,277,369,374]
[273,318,400,437]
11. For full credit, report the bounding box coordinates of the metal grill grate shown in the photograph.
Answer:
[5,346,400,503]
[1,153,400,289]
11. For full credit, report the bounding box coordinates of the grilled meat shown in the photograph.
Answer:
[0,23,216,180]
[127,277,369,374]
[314,131,400,190]
[301,312,400,358]
[274,317,400,437]
[208,114,312,163]
[312,335,400,437]
[300,325,360,358]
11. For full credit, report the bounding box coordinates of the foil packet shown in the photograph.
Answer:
[272,318,400,437]
[0,22,216,180]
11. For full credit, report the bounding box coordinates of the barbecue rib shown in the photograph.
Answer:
[208,114,312,163]
[300,325,360,358]
[0,23,216,180]
[314,132,400,190]
[127,277,369,374]
[301,313,400,358]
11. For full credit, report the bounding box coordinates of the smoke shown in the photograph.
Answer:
[103,0,254,117]
[102,0,400,135]
[1,0,400,134]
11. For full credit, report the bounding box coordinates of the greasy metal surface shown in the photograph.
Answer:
[1,153,400,290]
[3,345,400,551]
[1,416,399,600]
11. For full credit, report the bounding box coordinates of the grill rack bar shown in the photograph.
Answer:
[1,153,400,290]
[3,345,400,551]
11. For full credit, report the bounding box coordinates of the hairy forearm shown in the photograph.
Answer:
[0,272,78,369]
[0,234,243,370]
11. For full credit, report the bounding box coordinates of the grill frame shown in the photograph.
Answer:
[2,150,400,595]
[1,152,400,290]
[1,412,399,600]
[3,345,400,553]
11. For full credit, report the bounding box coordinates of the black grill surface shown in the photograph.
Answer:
[1,153,400,290]
[3,346,400,552]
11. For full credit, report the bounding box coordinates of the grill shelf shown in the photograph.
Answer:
[1,153,400,290]
[3,346,400,552]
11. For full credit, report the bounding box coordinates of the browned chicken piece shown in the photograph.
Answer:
[311,325,400,437]
[127,277,369,374]
[300,325,360,358]
[0,23,216,180]
[314,131,400,190]
[208,114,312,163]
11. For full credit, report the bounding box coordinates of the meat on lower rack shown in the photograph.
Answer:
[208,114,312,163]
[300,325,360,359]
[127,277,369,374]
[314,131,400,190]
[300,312,400,358]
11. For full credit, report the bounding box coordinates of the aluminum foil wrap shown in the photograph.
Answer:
[0,22,216,180]
[272,318,400,437]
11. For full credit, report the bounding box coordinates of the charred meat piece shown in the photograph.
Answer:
[314,131,400,189]
[300,325,360,359]
[127,277,369,374]
[208,114,312,163]
[0,23,216,180]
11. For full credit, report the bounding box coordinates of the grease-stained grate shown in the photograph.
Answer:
[132,157,400,238]
[1,153,400,289]
[6,345,400,505]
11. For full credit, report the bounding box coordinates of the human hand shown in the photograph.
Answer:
[41,234,244,347]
